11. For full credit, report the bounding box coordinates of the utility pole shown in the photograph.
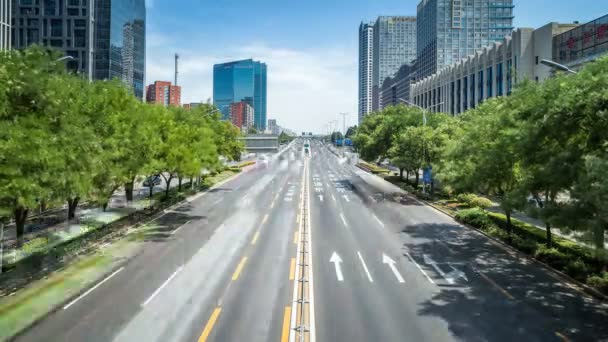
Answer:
[174,53,179,86]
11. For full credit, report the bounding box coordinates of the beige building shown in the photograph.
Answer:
[411,22,578,115]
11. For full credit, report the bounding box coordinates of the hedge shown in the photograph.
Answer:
[455,208,607,293]
[357,161,391,175]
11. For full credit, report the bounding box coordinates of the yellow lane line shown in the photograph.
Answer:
[555,332,570,342]
[281,306,292,342]
[261,214,269,225]
[296,214,301,224]
[270,200,276,209]
[251,231,260,245]
[478,272,515,300]
[289,258,296,280]
[293,231,298,244]
[231,257,248,281]
[198,307,222,342]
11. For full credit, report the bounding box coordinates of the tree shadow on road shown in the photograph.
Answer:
[401,222,608,341]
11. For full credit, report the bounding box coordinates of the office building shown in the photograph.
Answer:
[11,0,95,77]
[11,0,145,98]
[416,0,515,79]
[1,0,9,50]
[553,14,608,70]
[268,119,280,135]
[372,16,417,111]
[213,59,267,130]
[230,101,254,132]
[358,22,374,122]
[146,81,181,106]
[411,23,578,115]
[379,62,417,110]
[94,0,146,99]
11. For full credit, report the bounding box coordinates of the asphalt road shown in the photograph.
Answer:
[14,140,608,342]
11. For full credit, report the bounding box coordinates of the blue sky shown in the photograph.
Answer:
[146,0,606,132]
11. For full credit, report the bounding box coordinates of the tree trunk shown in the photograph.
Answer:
[14,206,28,247]
[593,223,605,250]
[505,210,513,243]
[67,197,79,220]
[102,202,108,212]
[399,168,404,180]
[125,179,135,202]
[178,176,183,192]
[405,170,410,184]
[544,192,552,248]
[40,200,47,213]
[415,170,420,187]
[164,176,173,199]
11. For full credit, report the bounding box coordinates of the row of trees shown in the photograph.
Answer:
[354,56,608,250]
[0,47,243,245]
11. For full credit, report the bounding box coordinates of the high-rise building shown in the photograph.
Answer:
[94,0,146,99]
[0,0,10,51]
[12,0,96,78]
[11,0,145,98]
[416,0,514,79]
[213,59,267,130]
[230,101,254,132]
[358,22,374,122]
[372,16,417,111]
[146,81,181,106]
[268,119,280,135]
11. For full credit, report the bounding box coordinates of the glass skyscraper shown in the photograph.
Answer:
[213,59,268,130]
[416,0,514,79]
[358,22,374,123]
[372,16,417,111]
[11,0,145,99]
[94,0,146,100]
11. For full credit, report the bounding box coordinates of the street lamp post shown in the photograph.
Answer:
[398,98,444,194]
[540,59,577,74]
[55,56,75,63]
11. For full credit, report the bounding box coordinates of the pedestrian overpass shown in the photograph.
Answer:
[238,134,279,153]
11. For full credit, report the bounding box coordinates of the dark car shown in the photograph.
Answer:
[143,175,162,187]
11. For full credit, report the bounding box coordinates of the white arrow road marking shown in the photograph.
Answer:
[404,252,435,284]
[423,254,455,284]
[318,195,324,202]
[339,213,348,227]
[330,252,344,282]
[447,263,468,282]
[342,194,350,202]
[357,251,373,283]
[382,253,405,283]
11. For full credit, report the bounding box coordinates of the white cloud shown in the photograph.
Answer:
[146,42,358,133]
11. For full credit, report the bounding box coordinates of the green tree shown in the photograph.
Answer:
[0,47,71,245]
[345,125,358,139]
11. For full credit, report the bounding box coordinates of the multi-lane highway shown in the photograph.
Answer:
[15,139,608,342]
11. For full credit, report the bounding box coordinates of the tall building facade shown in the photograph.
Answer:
[411,23,578,115]
[358,22,374,123]
[372,16,417,111]
[146,81,181,106]
[213,59,267,130]
[11,0,145,98]
[268,119,279,135]
[94,0,146,99]
[230,101,254,132]
[0,0,10,51]
[11,0,95,77]
[416,0,514,79]
[379,62,417,110]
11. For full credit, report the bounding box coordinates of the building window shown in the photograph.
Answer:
[487,66,493,98]
[456,79,461,114]
[463,77,468,111]
[478,70,484,103]
[535,56,539,65]
[497,63,504,96]
[470,73,475,109]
